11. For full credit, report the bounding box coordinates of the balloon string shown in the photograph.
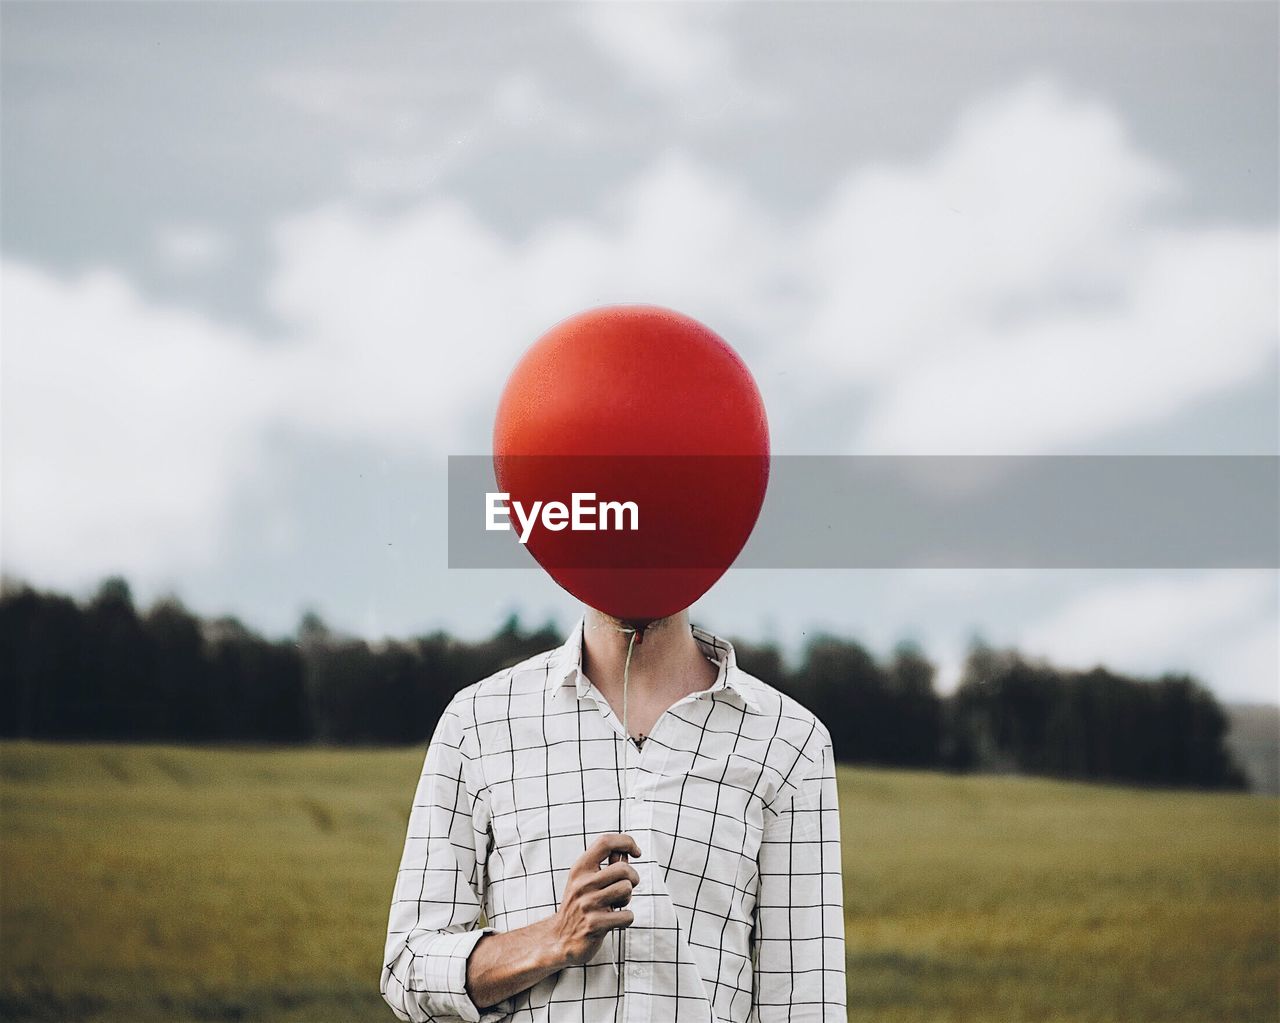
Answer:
[622,626,637,764]
[617,624,639,1022]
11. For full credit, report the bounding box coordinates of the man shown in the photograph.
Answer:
[381,607,846,1022]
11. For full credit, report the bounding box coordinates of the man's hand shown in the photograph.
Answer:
[465,832,642,1010]
[547,832,642,966]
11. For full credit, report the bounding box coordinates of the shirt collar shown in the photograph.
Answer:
[547,615,762,713]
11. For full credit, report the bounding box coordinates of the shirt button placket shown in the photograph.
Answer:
[622,747,647,1023]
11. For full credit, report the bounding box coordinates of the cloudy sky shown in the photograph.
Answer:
[3,1,1277,702]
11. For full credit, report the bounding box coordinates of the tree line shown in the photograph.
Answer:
[0,577,1247,790]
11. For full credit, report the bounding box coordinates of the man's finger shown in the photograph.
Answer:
[591,832,641,860]
[581,861,640,890]
[590,909,635,933]
[594,879,635,908]
[574,833,642,873]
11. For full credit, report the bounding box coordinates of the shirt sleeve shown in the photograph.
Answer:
[752,737,847,1022]
[381,699,508,1023]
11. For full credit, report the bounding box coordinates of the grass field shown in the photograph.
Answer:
[1,741,1276,1023]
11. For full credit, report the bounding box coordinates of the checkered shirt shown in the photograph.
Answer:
[381,617,846,1022]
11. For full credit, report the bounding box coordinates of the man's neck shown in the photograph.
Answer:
[580,609,718,704]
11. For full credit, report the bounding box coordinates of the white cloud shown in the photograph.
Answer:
[579,3,733,93]
[1,262,273,587]
[264,68,436,143]
[1,152,777,588]
[261,150,780,453]
[794,79,1277,454]
[253,77,1279,464]
[577,2,776,117]
[340,72,593,198]
[268,67,590,198]
[154,224,231,273]
[1018,571,1278,702]
[264,197,516,454]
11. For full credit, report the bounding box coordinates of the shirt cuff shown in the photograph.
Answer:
[413,927,508,1023]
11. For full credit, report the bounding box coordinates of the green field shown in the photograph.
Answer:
[1,741,1276,1023]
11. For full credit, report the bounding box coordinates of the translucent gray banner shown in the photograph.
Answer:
[448,455,1279,569]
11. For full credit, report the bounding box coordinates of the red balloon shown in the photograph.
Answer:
[493,305,770,624]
